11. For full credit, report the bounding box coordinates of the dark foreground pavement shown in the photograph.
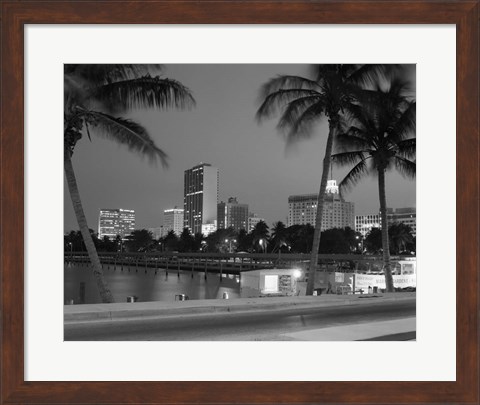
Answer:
[64,294,416,341]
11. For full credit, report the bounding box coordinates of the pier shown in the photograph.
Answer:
[64,251,409,276]
[65,251,312,276]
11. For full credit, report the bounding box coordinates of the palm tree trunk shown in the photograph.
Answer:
[306,123,336,296]
[64,151,115,303]
[378,168,394,292]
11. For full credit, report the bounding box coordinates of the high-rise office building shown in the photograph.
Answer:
[164,207,184,235]
[98,208,135,239]
[287,180,355,230]
[217,197,249,232]
[184,163,219,234]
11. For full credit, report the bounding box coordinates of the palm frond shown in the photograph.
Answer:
[342,102,374,130]
[256,90,321,123]
[394,156,416,179]
[346,64,389,87]
[311,64,339,82]
[85,121,92,142]
[332,150,366,167]
[66,64,163,87]
[84,110,168,166]
[335,127,370,150]
[396,138,416,160]
[338,158,370,193]
[89,76,196,114]
[276,95,325,131]
[286,102,326,143]
[392,101,416,140]
[64,74,88,109]
[385,75,412,101]
[349,88,385,113]
[259,75,320,99]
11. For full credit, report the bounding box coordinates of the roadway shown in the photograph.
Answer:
[64,299,415,341]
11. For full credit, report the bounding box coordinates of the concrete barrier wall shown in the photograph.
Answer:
[315,272,416,292]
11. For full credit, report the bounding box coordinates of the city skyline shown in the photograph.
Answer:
[64,64,415,232]
[68,158,416,233]
[92,181,415,239]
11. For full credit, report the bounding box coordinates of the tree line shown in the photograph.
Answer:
[65,220,415,256]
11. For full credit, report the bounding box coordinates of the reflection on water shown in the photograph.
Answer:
[64,263,241,304]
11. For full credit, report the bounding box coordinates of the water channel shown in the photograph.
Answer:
[64,263,241,304]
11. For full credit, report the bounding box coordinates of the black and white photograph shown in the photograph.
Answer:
[64,63,416,341]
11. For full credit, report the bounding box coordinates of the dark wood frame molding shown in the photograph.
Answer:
[1,1,478,404]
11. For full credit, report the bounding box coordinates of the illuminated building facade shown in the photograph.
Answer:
[355,207,416,237]
[355,214,381,237]
[248,213,265,232]
[164,207,184,235]
[287,180,355,230]
[201,221,217,236]
[217,197,249,232]
[98,208,135,239]
[184,163,219,234]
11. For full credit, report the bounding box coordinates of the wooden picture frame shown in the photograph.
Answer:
[1,1,478,403]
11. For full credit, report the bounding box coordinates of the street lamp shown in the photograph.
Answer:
[259,238,267,254]
[356,235,364,254]
[225,238,236,253]
[292,269,302,279]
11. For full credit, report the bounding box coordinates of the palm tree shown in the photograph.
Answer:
[64,64,195,303]
[252,221,269,253]
[271,221,288,253]
[332,76,416,292]
[256,64,389,295]
[388,222,414,255]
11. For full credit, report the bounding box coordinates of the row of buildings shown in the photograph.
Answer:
[97,162,416,240]
[148,204,264,239]
[98,162,264,239]
[287,179,416,237]
[355,207,416,237]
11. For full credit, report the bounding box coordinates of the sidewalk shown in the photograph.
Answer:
[280,317,416,341]
[64,292,416,323]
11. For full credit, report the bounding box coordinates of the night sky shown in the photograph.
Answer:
[64,64,416,232]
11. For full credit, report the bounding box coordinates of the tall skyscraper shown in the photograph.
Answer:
[287,180,355,230]
[217,197,249,232]
[164,207,184,235]
[183,163,219,234]
[98,208,135,239]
